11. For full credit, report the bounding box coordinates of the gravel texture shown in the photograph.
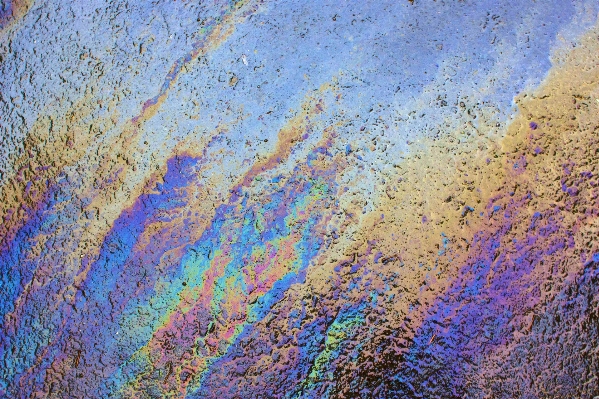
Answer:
[1,1,599,398]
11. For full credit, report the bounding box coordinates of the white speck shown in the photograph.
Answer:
[241,54,248,66]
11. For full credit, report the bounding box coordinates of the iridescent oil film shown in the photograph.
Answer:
[1,1,599,398]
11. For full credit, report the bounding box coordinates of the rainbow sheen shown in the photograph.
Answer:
[1,1,599,398]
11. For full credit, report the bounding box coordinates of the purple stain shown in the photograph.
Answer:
[529,121,538,130]
[374,251,383,264]
[534,146,543,155]
[422,215,428,224]
[581,171,593,178]
[563,163,573,176]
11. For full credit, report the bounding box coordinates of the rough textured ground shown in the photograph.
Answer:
[1,1,599,398]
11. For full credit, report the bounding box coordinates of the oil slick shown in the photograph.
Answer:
[1,1,599,398]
